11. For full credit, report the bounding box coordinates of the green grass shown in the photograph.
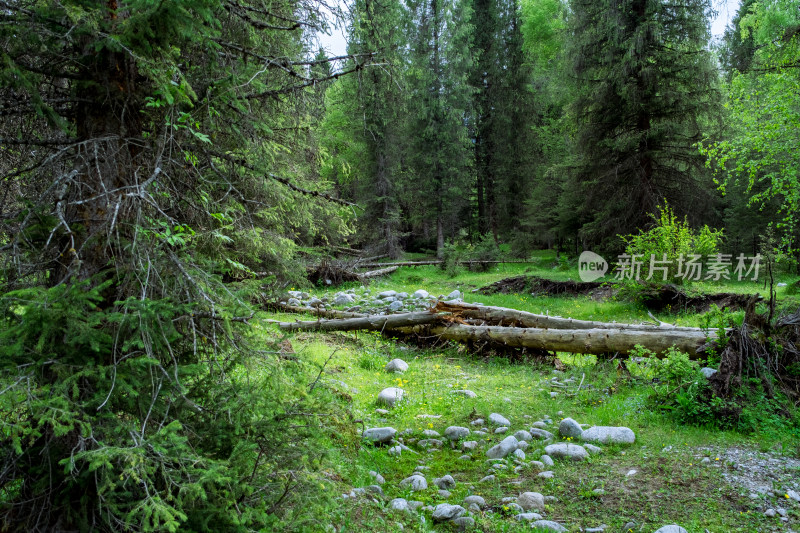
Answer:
[261,255,800,531]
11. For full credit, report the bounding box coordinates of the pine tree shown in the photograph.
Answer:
[567,0,720,250]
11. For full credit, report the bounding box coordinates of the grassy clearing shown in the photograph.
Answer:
[260,254,800,531]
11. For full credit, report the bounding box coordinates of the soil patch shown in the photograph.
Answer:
[478,275,606,296]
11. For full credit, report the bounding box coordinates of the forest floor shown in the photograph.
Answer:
[261,252,800,532]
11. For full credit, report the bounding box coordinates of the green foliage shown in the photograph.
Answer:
[700,0,800,257]
[620,203,725,282]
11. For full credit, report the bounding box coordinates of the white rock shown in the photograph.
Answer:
[538,471,554,479]
[653,526,688,533]
[413,289,430,299]
[513,448,526,460]
[462,440,478,451]
[494,426,509,434]
[529,428,555,440]
[377,387,404,408]
[369,470,385,484]
[479,474,496,483]
[385,358,409,373]
[581,426,635,445]
[700,367,718,378]
[515,513,544,521]
[463,495,485,508]
[787,489,800,502]
[584,443,603,455]
[445,426,471,440]
[363,427,397,443]
[446,290,462,300]
[489,413,510,426]
[389,498,409,511]
[544,443,589,461]
[287,298,301,306]
[432,503,465,522]
[514,430,532,442]
[378,290,397,299]
[399,475,427,491]
[517,440,530,451]
[558,418,584,438]
[388,446,402,456]
[530,520,567,532]
[453,389,477,398]
[452,516,475,529]
[540,455,554,466]
[486,435,519,459]
[433,475,456,490]
[422,429,441,437]
[388,300,404,312]
[333,293,355,305]
[517,491,545,512]
[471,418,484,426]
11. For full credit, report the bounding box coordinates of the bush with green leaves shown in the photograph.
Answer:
[620,202,724,283]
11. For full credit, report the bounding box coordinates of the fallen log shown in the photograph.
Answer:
[435,301,714,333]
[358,260,541,269]
[279,311,445,332]
[269,302,365,319]
[359,266,399,279]
[396,323,710,358]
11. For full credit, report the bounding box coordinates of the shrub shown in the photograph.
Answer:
[619,202,724,283]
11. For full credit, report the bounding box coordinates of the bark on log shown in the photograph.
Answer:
[435,301,714,333]
[359,266,399,279]
[279,311,445,332]
[269,303,365,319]
[397,323,710,358]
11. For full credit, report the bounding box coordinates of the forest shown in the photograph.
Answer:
[0,0,799,531]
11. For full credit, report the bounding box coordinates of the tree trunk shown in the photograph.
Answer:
[279,311,443,332]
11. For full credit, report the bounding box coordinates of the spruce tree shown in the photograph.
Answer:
[567,0,720,250]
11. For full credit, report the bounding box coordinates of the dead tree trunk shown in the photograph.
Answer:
[279,311,444,332]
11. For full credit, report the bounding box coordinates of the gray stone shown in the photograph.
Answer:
[438,490,451,498]
[517,440,530,451]
[432,503,465,522]
[517,491,545,512]
[396,292,408,300]
[777,508,788,517]
[515,513,544,521]
[494,426,509,434]
[529,460,545,470]
[584,443,603,455]
[479,474,496,483]
[580,426,635,444]
[653,526,688,533]
[363,427,397,443]
[375,408,389,415]
[408,501,424,511]
[287,298,301,306]
[369,470,385,485]
[700,367,718,378]
[540,455,554,466]
[462,440,478,451]
[422,429,441,437]
[529,520,567,532]
[538,471,554,479]
[434,475,456,490]
[585,526,608,533]
[558,417,584,438]
[388,446,402,456]
[445,426,471,440]
[377,387,404,407]
[459,454,472,461]
[378,290,397,299]
[451,516,475,530]
[388,300,404,312]
[419,439,443,448]
[467,502,481,513]
[486,435,519,459]
[446,290,462,300]
[399,475,428,491]
[513,448,526,460]
[490,463,508,470]
[489,413,510,426]
[765,509,777,517]
[453,389,477,398]
[389,498,409,511]
[514,430,532,442]
[544,443,589,461]
[385,358,409,373]
[787,489,800,502]
[413,289,430,299]
[471,418,484,426]
[333,293,355,305]
[529,428,555,440]
[531,421,548,429]
[463,495,485,508]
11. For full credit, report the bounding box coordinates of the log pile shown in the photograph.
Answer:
[275,300,719,358]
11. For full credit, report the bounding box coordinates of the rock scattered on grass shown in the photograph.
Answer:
[653,526,688,533]
[432,503,465,522]
[385,358,409,373]
[445,426,470,440]
[453,389,477,398]
[489,413,511,426]
[544,443,589,461]
[399,474,427,491]
[529,519,567,532]
[363,427,397,443]
[463,495,485,508]
[486,435,519,459]
[580,426,635,444]
[377,387,404,408]
[517,491,545,512]
[433,475,456,490]
[558,417,583,438]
